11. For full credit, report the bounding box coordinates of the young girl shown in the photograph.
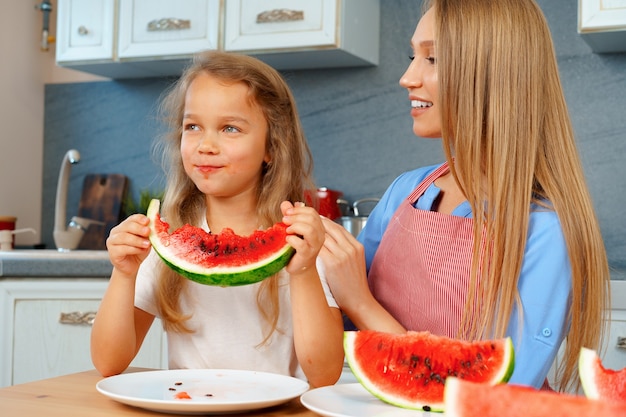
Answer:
[91,51,344,388]
[321,0,610,392]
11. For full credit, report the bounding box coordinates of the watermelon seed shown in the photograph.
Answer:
[422,405,431,412]
[430,372,444,384]
[424,357,432,370]
[410,355,420,368]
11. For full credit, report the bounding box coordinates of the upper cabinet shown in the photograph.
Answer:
[117,0,220,59]
[55,0,115,62]
[223,0,379,70]
[56,0,220,78]
[56,0,380,79]
[579,0,626,53]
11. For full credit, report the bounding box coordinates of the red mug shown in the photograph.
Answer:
[304,188,344,220]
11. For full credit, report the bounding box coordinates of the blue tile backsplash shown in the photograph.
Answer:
[43,0,626,276]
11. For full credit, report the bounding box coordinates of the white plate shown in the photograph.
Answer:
[96,369,309,415]
[301,383,436,417]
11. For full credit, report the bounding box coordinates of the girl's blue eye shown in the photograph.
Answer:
[223,125,240,133]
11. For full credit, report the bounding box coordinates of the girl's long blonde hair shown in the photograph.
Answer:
[426,0,610,391]
[152,51,316,343]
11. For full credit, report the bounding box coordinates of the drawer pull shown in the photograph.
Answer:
[618,336,626,350]
[59,311,96,326]
[256,9,304,23]
[147,18,191,31]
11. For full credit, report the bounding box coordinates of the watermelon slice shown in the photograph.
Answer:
[343,330,514,412]
[444,377,626,417]
[147,199,295,286]
[579,347,626,402]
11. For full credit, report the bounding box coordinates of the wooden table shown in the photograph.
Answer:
[0,368,318,416]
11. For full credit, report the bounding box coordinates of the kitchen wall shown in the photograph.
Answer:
[35,0,626,277]
[0,0,105,247]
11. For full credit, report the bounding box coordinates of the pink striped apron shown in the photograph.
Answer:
[368,162,476,338]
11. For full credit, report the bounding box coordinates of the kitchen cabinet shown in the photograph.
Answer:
[223,0,380,70]
[579,0,626,53]
[117,0,220,59]
[547,280,626,392]
[56,0,380,78]
[56,0,220,78]
[0,278,167,388]
[603,280,626,371]
[55,0,115,62]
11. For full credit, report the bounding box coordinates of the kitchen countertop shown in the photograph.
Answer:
[0,250,112,277]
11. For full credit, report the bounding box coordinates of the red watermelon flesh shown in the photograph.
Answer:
[147,199,295,286]
[344,330,514,412]
[444,377,626,417]
[579,347,626,402]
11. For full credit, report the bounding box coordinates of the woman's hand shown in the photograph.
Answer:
[318,217,369,308]
[280,201,324,275]
[320,217,406,333]
[106,214,152,277]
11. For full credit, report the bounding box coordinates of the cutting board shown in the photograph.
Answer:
[77,173,128,250]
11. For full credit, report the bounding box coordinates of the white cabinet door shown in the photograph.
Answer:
[547,280,626,392]
[56,0,115,62]
[579,0,626,53]
[224,0,336,51]
[224,0,380,70]
[0,279,167,387]
[603,280,626,371]
[118,0,220,59]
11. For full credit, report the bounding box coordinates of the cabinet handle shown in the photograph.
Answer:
[59,311,96,326]
[77,25,89,36]
[147,18,191,31]
[618,336,626,350]
[256,9,304,23]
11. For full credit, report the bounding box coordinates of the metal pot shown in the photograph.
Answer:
[338,198,380,237]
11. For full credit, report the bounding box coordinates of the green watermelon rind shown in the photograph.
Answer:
[147,199,295,287]
[579,347,602,400]
[343,331,515,412]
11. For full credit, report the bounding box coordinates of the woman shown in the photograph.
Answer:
[321,0,609,392]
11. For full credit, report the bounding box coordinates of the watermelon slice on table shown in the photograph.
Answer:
[444,377,626,417]
[147,199,295,286]
[579,347,626,402]
[343,330,514,412]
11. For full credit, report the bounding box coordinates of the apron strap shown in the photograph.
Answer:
[408,161,450,204]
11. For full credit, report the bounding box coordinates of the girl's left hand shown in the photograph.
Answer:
[280,201,324,275]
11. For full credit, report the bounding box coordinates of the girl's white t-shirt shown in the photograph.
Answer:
[134,226,338,381]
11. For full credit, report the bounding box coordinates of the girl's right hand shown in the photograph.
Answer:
[105,214,152,277]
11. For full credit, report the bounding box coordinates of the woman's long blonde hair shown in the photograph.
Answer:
[425,0,610,391]
[152,51,316,343]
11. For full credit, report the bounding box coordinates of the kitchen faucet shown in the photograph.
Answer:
[53,149,104,251]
